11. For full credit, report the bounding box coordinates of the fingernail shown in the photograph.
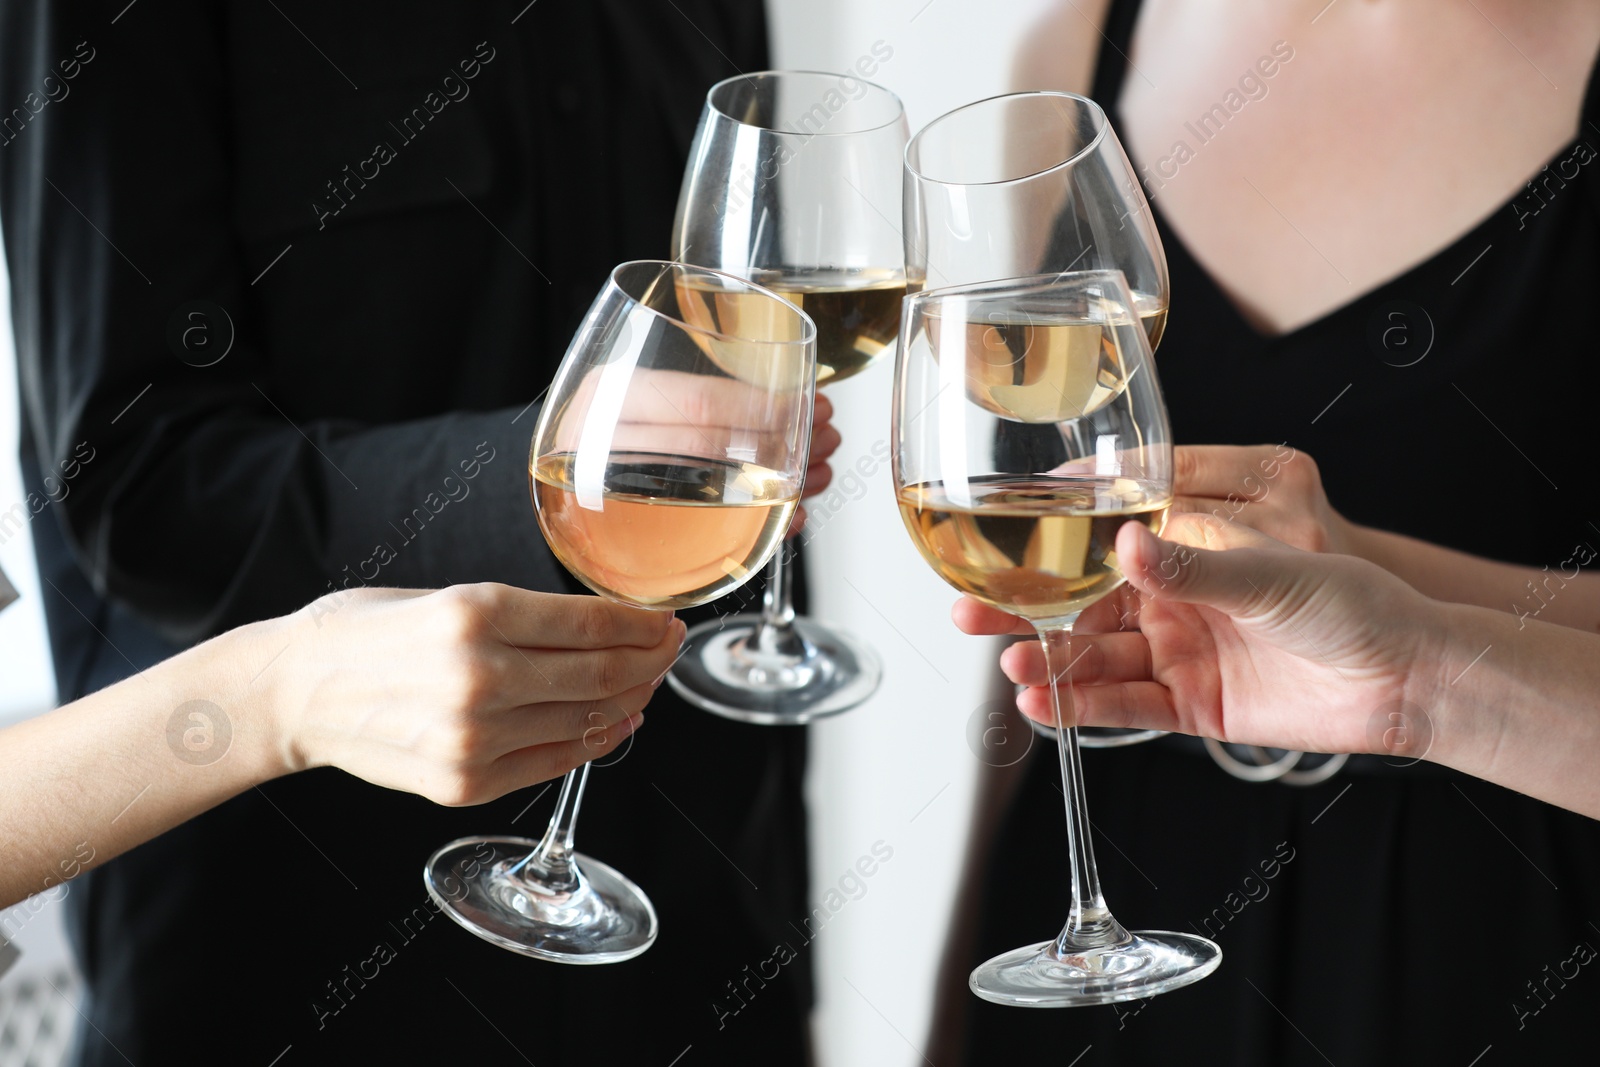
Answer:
[672,618,688,646]
[616,712,644,738]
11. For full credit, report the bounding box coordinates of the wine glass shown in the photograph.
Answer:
[893,271,1220,1006]
[905,90,1169,746]
[666,70,909,725]
[424,261,816,962]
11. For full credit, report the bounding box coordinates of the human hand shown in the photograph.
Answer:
[267,585,684,805]
[1173,445,1357,554]
[554,369,836,538]
[952,514,1440,756]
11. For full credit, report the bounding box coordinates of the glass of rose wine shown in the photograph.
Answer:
[893,270,1220,1005]
[905,90,1169,746]
[423,260,815,963]
[667,70,908,725]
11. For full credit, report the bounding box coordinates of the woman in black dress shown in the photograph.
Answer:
[940,0,1600,1062]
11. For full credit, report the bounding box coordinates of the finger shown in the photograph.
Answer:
[998,632,1153,687]
[625,369,790,430]
[497,618,686,701]
[1174,444,1291,499]
[1017,681,1179,733]
[951,597,1034,636]
[802,461,833,498]
[476,713,647,802]
[809,421,842,464]
[1172,495,1247,520]
[812,392,834,431]
[488,680,658,755]
[455,585,676,651]
[607,424,753,459]
[1074,586,1140,635]
[1117,521,1291,619]
[1161,511,1282,552]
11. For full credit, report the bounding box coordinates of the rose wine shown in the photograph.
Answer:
[533,451,798,609]
[897,474,1169,622]
[935,293,1167,424]
[677,268,905,386]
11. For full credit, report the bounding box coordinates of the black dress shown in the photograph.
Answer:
[959,2,1600,1063]
[0,3,810,1064]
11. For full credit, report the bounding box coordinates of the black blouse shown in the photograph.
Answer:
[0,4,812,1064]
[1094,0,1600,570]
[957,4,1600,1065]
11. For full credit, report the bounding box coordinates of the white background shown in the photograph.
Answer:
[0,3,1062,1062]
[770,3,1058,1064]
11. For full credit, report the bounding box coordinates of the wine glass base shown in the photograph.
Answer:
[1028,717,1169,748]
[423,836,657,965]
[970,931,1220,1007]
[667,615,883,725]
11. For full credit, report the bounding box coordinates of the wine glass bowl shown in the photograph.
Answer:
[904,91,1167,304]
[425,261,816,963]
[667,70,909,725]
[893,271,1220,1007]
[906,90,1170,748]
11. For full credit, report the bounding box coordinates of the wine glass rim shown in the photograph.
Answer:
[905,90,1109,188]
[705,69,907,137]
[906,268,1133,305]
[607,260,817,347]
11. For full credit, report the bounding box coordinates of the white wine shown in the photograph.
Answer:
[934,293,1166,424]
[897,475,1169,622]
[1140,295,1168,351]
[676,268,905,386]
[533,451,798,609]
[765,269,906,384]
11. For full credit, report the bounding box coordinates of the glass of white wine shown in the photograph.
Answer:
[893,270,1220,1006]
[906,90,1170,747]
[423,260,815,963]
[667,70,908,725]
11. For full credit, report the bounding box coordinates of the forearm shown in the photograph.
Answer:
[1351,524,1600,631]
[1425,602,1600,819]
[0,618,291,909]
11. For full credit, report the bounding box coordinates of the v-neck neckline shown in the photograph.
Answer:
[1099,0,1600,348]
[1145,177,1516,348]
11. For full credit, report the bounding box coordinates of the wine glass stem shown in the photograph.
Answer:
[510,762,590,892]
[760,539,797,630]
[1038,625,1124,951]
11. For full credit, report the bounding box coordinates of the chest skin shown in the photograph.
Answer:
[1112,0,1600,336]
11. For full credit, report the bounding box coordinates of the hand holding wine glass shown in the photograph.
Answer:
[893,271,1219,1006]
[905,89,1170,748]
[425,261,815,964]
[952,512,1427,755]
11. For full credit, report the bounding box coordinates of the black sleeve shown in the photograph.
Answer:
[0,1,571,644]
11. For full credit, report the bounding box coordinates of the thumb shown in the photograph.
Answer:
[1118,520,1293,621]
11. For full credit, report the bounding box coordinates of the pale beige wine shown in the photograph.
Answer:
[534,452,798,609]
[934,294,1166,424]
[676,268,905,386]
[897,475,1169,621]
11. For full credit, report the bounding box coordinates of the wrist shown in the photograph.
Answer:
[199,612,305,787]
[1404,599,1499,774]
[1332,514,1377,561]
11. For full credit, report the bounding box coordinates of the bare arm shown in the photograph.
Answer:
[1348,523,1600,632]
[0,585,681,910]
[1174,444,1600,632]
[957,514,1600,820]
[1009,0,1112,95]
